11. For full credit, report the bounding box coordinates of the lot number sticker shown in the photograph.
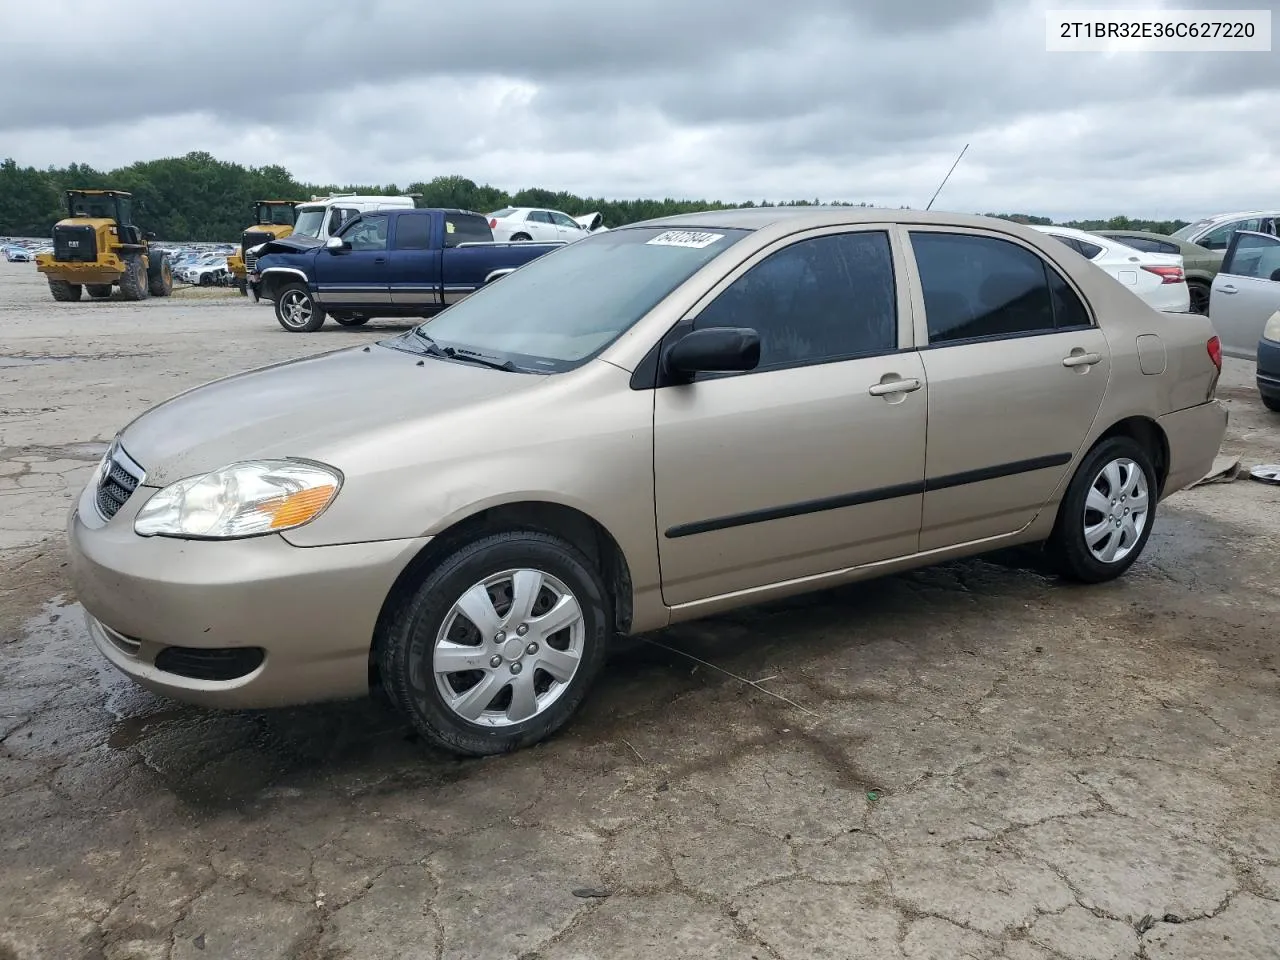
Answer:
[646,230,725,249]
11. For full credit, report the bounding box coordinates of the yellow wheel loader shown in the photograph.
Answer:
[226,200,300,295]
[35,190,173,302]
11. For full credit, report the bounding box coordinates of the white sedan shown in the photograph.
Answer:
[1032,226,1190,313]
[487,207,593,243]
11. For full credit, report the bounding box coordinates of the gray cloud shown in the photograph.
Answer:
[0,0,1277,220]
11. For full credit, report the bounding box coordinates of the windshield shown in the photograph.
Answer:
[257,203,296,226]
[1171,219,1215,241]
[292,207,326,237]
[410,226,751,373]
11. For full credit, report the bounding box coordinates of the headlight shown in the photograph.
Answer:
[134,460,341,539]
[1263,310,1280,343]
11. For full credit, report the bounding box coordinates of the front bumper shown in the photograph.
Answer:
[1157,399,1228,497]
[67,489,429,709]
[1257,337,1280,403]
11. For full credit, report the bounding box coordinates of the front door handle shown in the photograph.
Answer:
[1062,352,1102,368]
[868,377,922,397]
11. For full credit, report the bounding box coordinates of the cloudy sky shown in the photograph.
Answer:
[1,0,1276,221]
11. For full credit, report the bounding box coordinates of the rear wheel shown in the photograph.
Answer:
[1048,436,1157,583]
[1188,280,1210,315]
[275,282,326,332]
[147,254,173,297]
[118,254,148,301]
[48,279,82,302]
[85,284,113,299]
[510,232,532,242]
[377,531,611,756]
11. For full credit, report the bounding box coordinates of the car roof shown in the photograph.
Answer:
[1192,210,1280,225]
[631,207,1040,233]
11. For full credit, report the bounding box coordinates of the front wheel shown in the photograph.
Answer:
[274,282,326,332]
[118,254,148,301]
[377,531,612,756]
[1263,394,1280,413]
[1048,436,1157,583]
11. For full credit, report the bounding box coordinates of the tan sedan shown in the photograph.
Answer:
[68,208,1227,756]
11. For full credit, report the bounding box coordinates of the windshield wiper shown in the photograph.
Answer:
[412,330,518,371]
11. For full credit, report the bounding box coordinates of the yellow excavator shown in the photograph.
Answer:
[226,200,300,295]
[35,189,172,302]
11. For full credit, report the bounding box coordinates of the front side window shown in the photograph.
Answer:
[1199,218,1261,251]
[411,226,750,372]
[1222,232,1280,280]
[550,211,579,229]
[343,214,388,251]
[692,231,898,371]
[911,232,1085,344]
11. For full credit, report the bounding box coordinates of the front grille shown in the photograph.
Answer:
[243,230,272,273]
[155,646,265,681]
[95,442,144,521]
[54,225,97,262]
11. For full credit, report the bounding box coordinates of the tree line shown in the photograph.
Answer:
[1,152,1189,241]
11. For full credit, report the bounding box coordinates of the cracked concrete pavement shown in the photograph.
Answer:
[2,259,1279,959]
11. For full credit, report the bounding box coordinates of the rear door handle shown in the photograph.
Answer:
[1062,352,1102,368]
[374,257,386,264]
[1219,284,1237,294]
[868,377,922,396]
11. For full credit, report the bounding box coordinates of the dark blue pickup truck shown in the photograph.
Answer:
[249,207,561,332]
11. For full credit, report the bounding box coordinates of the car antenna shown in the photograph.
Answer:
[925,143,969,212]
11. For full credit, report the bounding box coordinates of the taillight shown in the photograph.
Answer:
[1141,265,1184,284]
[1207,336,1222,370]
[489,218,498,229]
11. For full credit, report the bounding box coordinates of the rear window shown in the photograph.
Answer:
[445,214,493,247]
[487,208,518,219]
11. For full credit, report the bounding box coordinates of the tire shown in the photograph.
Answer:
[148,254,173,297]
[1263,394,1280,413]
[334,315,370,327]
[85,284,113,298]
[377,530,612,756]
[1047,436,1158,584]
[510,233,532,242]
[1187,280,1210,316]
[274,282,326,332]
[198,273,213,287]
[48,279,82,302]
[237,278,248,296]
[118,253,148,301]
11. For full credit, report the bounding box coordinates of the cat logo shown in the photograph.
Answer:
[68,240,80,248]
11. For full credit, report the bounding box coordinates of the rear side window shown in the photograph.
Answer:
[693,231,898,371]
[911,232,1086,344]
[1076,239,1103,260]
[530,211,554,224]
[444,214,493,247]
[1047,234,1083,255]
[488,208,518,219]
[394,214,431,250]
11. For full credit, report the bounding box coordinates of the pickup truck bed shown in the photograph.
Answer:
[250,208,561,332]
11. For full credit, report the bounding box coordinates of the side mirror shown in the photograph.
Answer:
[664,327,760,379]
[325,236,350,252]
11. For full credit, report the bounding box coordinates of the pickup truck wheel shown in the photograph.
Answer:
[334,315,370,327]
[275,283,327,332]
[377,531,612,756]
[510,232,532,242]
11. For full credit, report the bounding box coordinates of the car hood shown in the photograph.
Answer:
[118,340,548,485]
[255,234,323,255]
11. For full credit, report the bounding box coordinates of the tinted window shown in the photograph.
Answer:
[550,212,579,228]
[1222,233,1280,280]
[443,214,493,247]
[912,232,1061,344]
[488,208,518,219]
[1047,268,1090,329]
[326,208,344,236]
[530,211,554,224]
[1076,239,1103,260]
[394,214,431,250]
[1110,235,1157,253]
[1047,234,1082,255]
[344,214,388,251]
[693,232,897,370]
[414,227,750,371]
